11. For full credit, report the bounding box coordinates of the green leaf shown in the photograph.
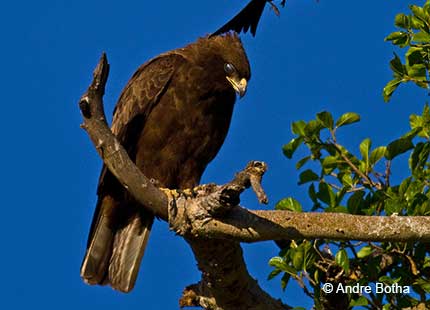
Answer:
[370,146,387,165]
[410,5,430,28]
[304,120,323,137]
[280,273,291,291]
[316,111,334,129]
[390,53,406,77]
[356,245,373,258]
[385,137,414,160]
[394,13,410,28]
[349,296,369,307]
[385,31,409,47]
[424,1,430,14]
[403,126,423,140]
[360,138,371,169]
[321,156,338,175]
[406,47,425,65]
[424,256,430,268]
[298,169,319,185]
[292,247,305,270]
[383,78,403,102]
[269,256,286,269]
[410,142,424,171]
[317,182,336,207]
[335,112,360,128]
[407,64,428,89]
[414,200,430,216]
[269,256,296,275]
[267,268,282,280]
[410,142,430,172]
[412,31,430,42]
[347,191,365,214]
[308,183,318,203]
[408,64,427,83]
[303,242,317,271]
[411,15,426,30]
[384,32,403,41]
[296,156,310,169]
[335,249,350,274]
[410,114,422,128]
[314,269,320,284]
[291,120,306,136]
[413,278,430,293]
[340,173,353,187]
[385,197,404,215]
[276,197,302,212]
[382,304,391,310]
[379,275,401,284]
[283,137,303,159]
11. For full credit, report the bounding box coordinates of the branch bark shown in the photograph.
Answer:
[79,53,430,310]
[190,209,430,242]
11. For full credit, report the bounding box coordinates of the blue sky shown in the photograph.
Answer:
[0,0,426,309]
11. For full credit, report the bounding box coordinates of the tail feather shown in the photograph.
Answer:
[109,213,153,292]
[80,196,116,285]
[81,195,153,292]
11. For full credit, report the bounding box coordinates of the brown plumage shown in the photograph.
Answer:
[80,33,251,293]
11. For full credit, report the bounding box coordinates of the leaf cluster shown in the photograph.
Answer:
[270,108,430,309]
[384,1,430,101]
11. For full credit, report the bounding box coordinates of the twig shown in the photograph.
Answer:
[332,143,381,190]
[385,160,391,188]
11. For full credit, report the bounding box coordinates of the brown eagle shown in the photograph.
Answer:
[80,32,250,293]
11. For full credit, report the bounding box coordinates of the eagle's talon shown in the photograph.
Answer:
[176,188,197,199]
[160,188,196,201]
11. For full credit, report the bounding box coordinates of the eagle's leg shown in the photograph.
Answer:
[159,188,197,200]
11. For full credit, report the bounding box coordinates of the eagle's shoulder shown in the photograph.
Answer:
[111,52,186,138]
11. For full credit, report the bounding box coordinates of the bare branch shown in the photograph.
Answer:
[192,210,430,243]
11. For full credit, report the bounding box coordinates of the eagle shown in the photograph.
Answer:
[80,32,251,293]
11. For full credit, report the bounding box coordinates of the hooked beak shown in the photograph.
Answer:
[226,76,248,98]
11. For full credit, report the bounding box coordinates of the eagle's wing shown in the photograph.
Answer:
[111,54,183,138]
[81,53,186,292]
[211,0,267,37]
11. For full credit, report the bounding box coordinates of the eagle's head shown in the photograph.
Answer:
[190,32,251,98]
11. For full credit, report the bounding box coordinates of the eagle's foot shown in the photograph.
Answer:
[159,188,197,201]
[177,188,198,199]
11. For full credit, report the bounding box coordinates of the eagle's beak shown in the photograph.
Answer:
[226,76,247,98]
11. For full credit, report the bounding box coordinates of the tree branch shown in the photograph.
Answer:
[190,209,430,243]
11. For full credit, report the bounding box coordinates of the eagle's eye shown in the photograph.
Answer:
[224,63,236,76]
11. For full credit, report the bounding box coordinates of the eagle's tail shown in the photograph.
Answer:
[108,211,153,292]
[80,195,154,293]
